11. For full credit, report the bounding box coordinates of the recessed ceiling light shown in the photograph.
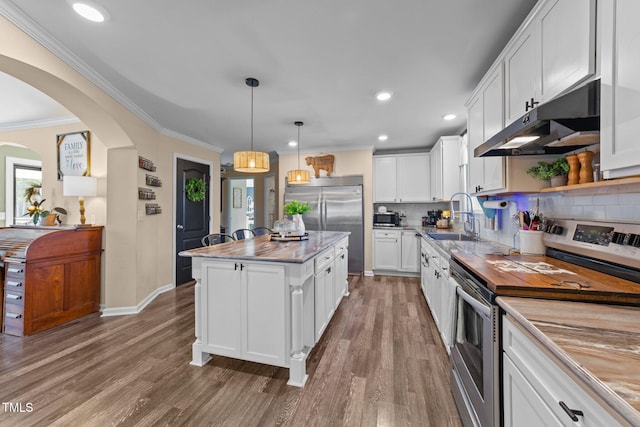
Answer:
[378,134,389,142]
[443,114,456,121]
[288,140,297,147]
[70,2,109,22]
[376,91,392,101]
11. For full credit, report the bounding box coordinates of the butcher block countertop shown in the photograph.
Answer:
[179,231,349,264]
[498,296,640,426]
[452,251,640,305]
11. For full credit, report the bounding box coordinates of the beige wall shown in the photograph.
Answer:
[278,149,373,272]
[0,16,221,309]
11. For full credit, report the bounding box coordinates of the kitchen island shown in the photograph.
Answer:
[179,231,350,387]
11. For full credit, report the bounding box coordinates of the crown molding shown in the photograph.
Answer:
[0,115,80,132]
[0,3,216,152]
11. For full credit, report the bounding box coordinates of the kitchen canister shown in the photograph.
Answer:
[518,230,546,255]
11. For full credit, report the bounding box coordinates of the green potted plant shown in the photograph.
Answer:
[526,157,570,187]
[284,200,312,235]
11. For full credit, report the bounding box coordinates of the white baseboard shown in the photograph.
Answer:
[364,270,375,277]
[101,283,176,317]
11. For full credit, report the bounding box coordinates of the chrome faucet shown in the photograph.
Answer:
[450,192,478,239]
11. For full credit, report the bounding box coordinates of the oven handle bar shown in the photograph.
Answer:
[456,286,491,318]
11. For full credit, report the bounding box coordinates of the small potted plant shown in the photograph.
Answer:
[284,200,312,235]
[526,157,570,187]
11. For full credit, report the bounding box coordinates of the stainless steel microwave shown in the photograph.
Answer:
[373,212,399,227]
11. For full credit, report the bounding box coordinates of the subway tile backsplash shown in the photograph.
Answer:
[478,192,640,249]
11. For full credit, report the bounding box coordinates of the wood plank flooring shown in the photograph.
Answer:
[0,275,462,426]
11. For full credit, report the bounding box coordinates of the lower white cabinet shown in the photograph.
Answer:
[400,230,420,273]
[373,229,400,271]
[503,316,623,427]
[203,260,286,366]
[334,238,349,307]
[315,248,335,342]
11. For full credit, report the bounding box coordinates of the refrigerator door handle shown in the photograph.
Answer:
[323,196,328,230]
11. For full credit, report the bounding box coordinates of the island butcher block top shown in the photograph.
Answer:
[179,230,350,264]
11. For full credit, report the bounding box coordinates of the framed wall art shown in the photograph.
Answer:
[233,187,242,208]
[57,130,91,180]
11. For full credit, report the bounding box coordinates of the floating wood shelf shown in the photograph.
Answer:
[540,176,640,195]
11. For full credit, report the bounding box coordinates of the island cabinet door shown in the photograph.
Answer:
[243,263,286,367]
[202,261,242,358]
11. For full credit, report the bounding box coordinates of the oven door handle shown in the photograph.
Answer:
[456,286,491,318]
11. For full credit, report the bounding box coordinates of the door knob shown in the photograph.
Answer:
[177,224,184,230]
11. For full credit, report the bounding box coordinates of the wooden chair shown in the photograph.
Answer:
[201,233,235,246]
[232,229,256,240]
[252,227,272,236]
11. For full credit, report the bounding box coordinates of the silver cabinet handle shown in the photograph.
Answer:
[6,294,22,300]
[177,224,184,230]
[7,281,23,287]
[6,313,22,319]
[8,267,24,273]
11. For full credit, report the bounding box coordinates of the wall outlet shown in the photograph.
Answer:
[400,210,406,217]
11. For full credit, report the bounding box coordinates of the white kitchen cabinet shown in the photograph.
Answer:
[334,238,349,307]
[373,154,430,203]
[505,0,596,124]
[400,230,420,273]
[503,316,623,427]
[372,229,400,271]
[314,248,335,342]
[202,260,286,366]
[430,135,461,201]
[601,0,640,179]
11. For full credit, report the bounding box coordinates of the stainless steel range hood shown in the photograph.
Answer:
[474,79,600,157]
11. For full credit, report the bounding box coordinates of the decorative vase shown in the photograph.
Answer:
[566,154,580,185]
[577,150,594,184]
[292,214,305,235]
[550,175,568,187]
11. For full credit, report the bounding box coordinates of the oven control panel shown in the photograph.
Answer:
[543,219,640,270]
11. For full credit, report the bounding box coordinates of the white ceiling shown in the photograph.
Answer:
[0,0,537,164]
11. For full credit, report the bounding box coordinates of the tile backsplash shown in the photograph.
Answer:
[477,192,640,249]
[373,202,455,226]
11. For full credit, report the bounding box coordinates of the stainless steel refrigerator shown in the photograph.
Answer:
[284,175,364,274]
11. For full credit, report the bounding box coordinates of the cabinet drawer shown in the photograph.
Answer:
[503,316,624,427]
[315,248,334,271]
[5,263,26,279]
[4,303,24,336]
[335,237,349,255]
[4,290,24,307]
[373,229,399,239]
[5,278,25,290]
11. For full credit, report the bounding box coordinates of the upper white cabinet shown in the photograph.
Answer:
[373,154,430,203]
[505,0,596,124]
[430,135,462,201]
[601,0,640,179]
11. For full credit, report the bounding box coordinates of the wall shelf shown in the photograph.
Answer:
[145,174,162,187]
[138,156,156,171]
[540,177,640,196]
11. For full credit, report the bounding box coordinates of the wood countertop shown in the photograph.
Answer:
[179,231,350,264]
[452,251,640,305]
[498,296,640,426]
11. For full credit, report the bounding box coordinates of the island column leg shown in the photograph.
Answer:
[288,281,308,387]
[190,259,211,367]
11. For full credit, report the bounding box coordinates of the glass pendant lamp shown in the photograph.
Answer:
[287,121,310,184]
[234,78,270,173]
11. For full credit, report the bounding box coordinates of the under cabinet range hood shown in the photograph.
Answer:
[475,79,600,157]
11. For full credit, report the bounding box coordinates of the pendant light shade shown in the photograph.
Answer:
[287,121,310,184]
[234,77,270,173]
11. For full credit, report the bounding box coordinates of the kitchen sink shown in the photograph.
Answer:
[427,232,477,242]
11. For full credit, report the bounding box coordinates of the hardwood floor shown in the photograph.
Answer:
[0,275,462,426]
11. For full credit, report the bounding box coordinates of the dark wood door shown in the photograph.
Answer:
[176,158,210,285]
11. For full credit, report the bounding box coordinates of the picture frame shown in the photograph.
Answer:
[57,130,91,180]
[233,187,242,208]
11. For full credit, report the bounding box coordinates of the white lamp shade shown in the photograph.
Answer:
[63,176,98,197]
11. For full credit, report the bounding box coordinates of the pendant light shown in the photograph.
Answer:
[234,77,270,173]
[287,121,310,184]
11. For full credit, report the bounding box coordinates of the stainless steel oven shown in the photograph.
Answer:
[449,258,499,427]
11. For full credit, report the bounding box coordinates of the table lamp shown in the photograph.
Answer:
[63,176,97,225]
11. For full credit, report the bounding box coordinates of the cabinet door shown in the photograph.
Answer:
[243,263,286,366]
[314,268,327,342]
[400,231,420,272]
[373,156,397,202]
[539,0,595,103]
[397,154,430,202]
[467,94,485,193]
[505,24,539,124]
[503,355,564,427]
[334,249,348,307]
[441,136,461,200]
[324,261,335,322]
[601,0,640,178]
[430,142,442,201]
[202,261,242,358]
[482,66,506,192]
[373,231,400,271]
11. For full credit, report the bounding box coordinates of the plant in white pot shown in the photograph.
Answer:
[526,157,570,187]
[284,200,312,235]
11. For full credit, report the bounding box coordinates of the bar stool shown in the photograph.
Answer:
[232,229,256,240]
[201,233,235,246]
[252,227,272,236]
